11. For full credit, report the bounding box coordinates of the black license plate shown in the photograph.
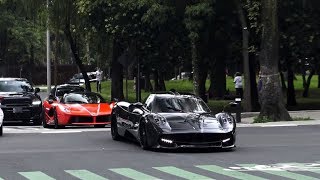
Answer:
[13,107,23,113]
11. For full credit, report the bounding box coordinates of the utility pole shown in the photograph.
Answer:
[46,0,51,94]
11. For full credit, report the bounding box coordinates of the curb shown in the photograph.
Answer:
[237,119,320,127]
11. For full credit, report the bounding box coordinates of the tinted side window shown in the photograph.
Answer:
[144,95,154,111]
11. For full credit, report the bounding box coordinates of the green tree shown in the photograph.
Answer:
[185,1,214,101]
[50,0,92,91]
[258,0,291,121]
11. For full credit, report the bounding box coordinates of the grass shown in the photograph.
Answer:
[87,75,320,113]
[253,116,313,123]
[253,116,273,123]
[292,117,313,121]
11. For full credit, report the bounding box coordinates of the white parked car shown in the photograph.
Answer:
[0,107,3,136]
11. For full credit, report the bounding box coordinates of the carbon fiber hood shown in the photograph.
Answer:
[158,113,224,132]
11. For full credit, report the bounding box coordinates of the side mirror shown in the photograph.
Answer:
[48,99,54,104]
[34,88,40,94]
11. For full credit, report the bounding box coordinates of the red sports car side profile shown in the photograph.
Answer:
[43,92,113,129]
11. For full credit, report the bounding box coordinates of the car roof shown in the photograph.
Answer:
[55,84,83,88]
[151,93,195,98]
[0,77,28,81]
[65,91,99,96]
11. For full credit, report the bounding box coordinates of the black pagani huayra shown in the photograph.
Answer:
[111,92,237,150]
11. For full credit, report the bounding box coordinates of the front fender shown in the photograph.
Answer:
[139,116,162,147]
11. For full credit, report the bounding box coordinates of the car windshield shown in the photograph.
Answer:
[0,80,33,93]
[152,96,211,113]
[55,87,85,97]
[63,93,106,104]
[73,74,83,79]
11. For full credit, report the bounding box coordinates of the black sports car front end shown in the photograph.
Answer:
[0,78,43,124]
[111,93,237,151]
[0,96,42,123]
[144,112,236,149]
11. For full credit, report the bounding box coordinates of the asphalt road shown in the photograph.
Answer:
[1,125,320,180]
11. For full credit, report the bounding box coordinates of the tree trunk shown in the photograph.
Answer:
[280,71,287,90]
[29,45,35,83]
[234,0,253,111]
[199,58,208,102]
[144,72,153,92]
[111,40,124,101]
[249,54,260,111]
[191,42,201,96]
[258,0,291,121]
[158,71,166,91]
[153,69,160,91]
[302,69,315,97]
[208,58,225,100]
[0,29,8,60]
[287,62,296,106]
[64,27,91,92]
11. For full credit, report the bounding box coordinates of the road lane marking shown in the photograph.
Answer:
[276,163,320,173]
[41,131,82,134]
[259,124,298,127]
[65,170,108,180]
[4,126,110,134]
[18,171,55,180]
[109,168,160,180]
[154,166,214,180]
[196,165,267,180]
[238,164,319,180]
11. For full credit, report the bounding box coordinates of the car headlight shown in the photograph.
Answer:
[32,100,42,105]
[153,114,172,131]
[153,114,167,125]
[216,113,235,131]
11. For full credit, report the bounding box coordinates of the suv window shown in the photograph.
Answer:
[0,80,33,93]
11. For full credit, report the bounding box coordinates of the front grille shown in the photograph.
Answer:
[160,133,229,144]
[70,116,93,123]
[96,115,110,123]
[3,110,32,120]
[2,97,32,106]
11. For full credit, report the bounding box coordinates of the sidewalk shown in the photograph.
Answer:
[237,110,320,127]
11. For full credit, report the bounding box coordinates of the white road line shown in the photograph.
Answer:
[42,131,82,134]
[237,124,299,128]
[259,124,298,127]
[3,126,111,134]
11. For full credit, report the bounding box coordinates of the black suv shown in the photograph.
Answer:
[0,78,42,125]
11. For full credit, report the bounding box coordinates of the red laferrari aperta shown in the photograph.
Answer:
[43,92,113,129]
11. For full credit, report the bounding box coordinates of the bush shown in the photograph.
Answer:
[253,116,273,123]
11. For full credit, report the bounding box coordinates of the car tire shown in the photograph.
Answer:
[53,111,64,129]
[42,115,51,128]
[111,115,120,141]
[0,125,3,136]
[139,121,149,150]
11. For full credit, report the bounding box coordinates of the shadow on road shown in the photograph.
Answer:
[113,138,236,154]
